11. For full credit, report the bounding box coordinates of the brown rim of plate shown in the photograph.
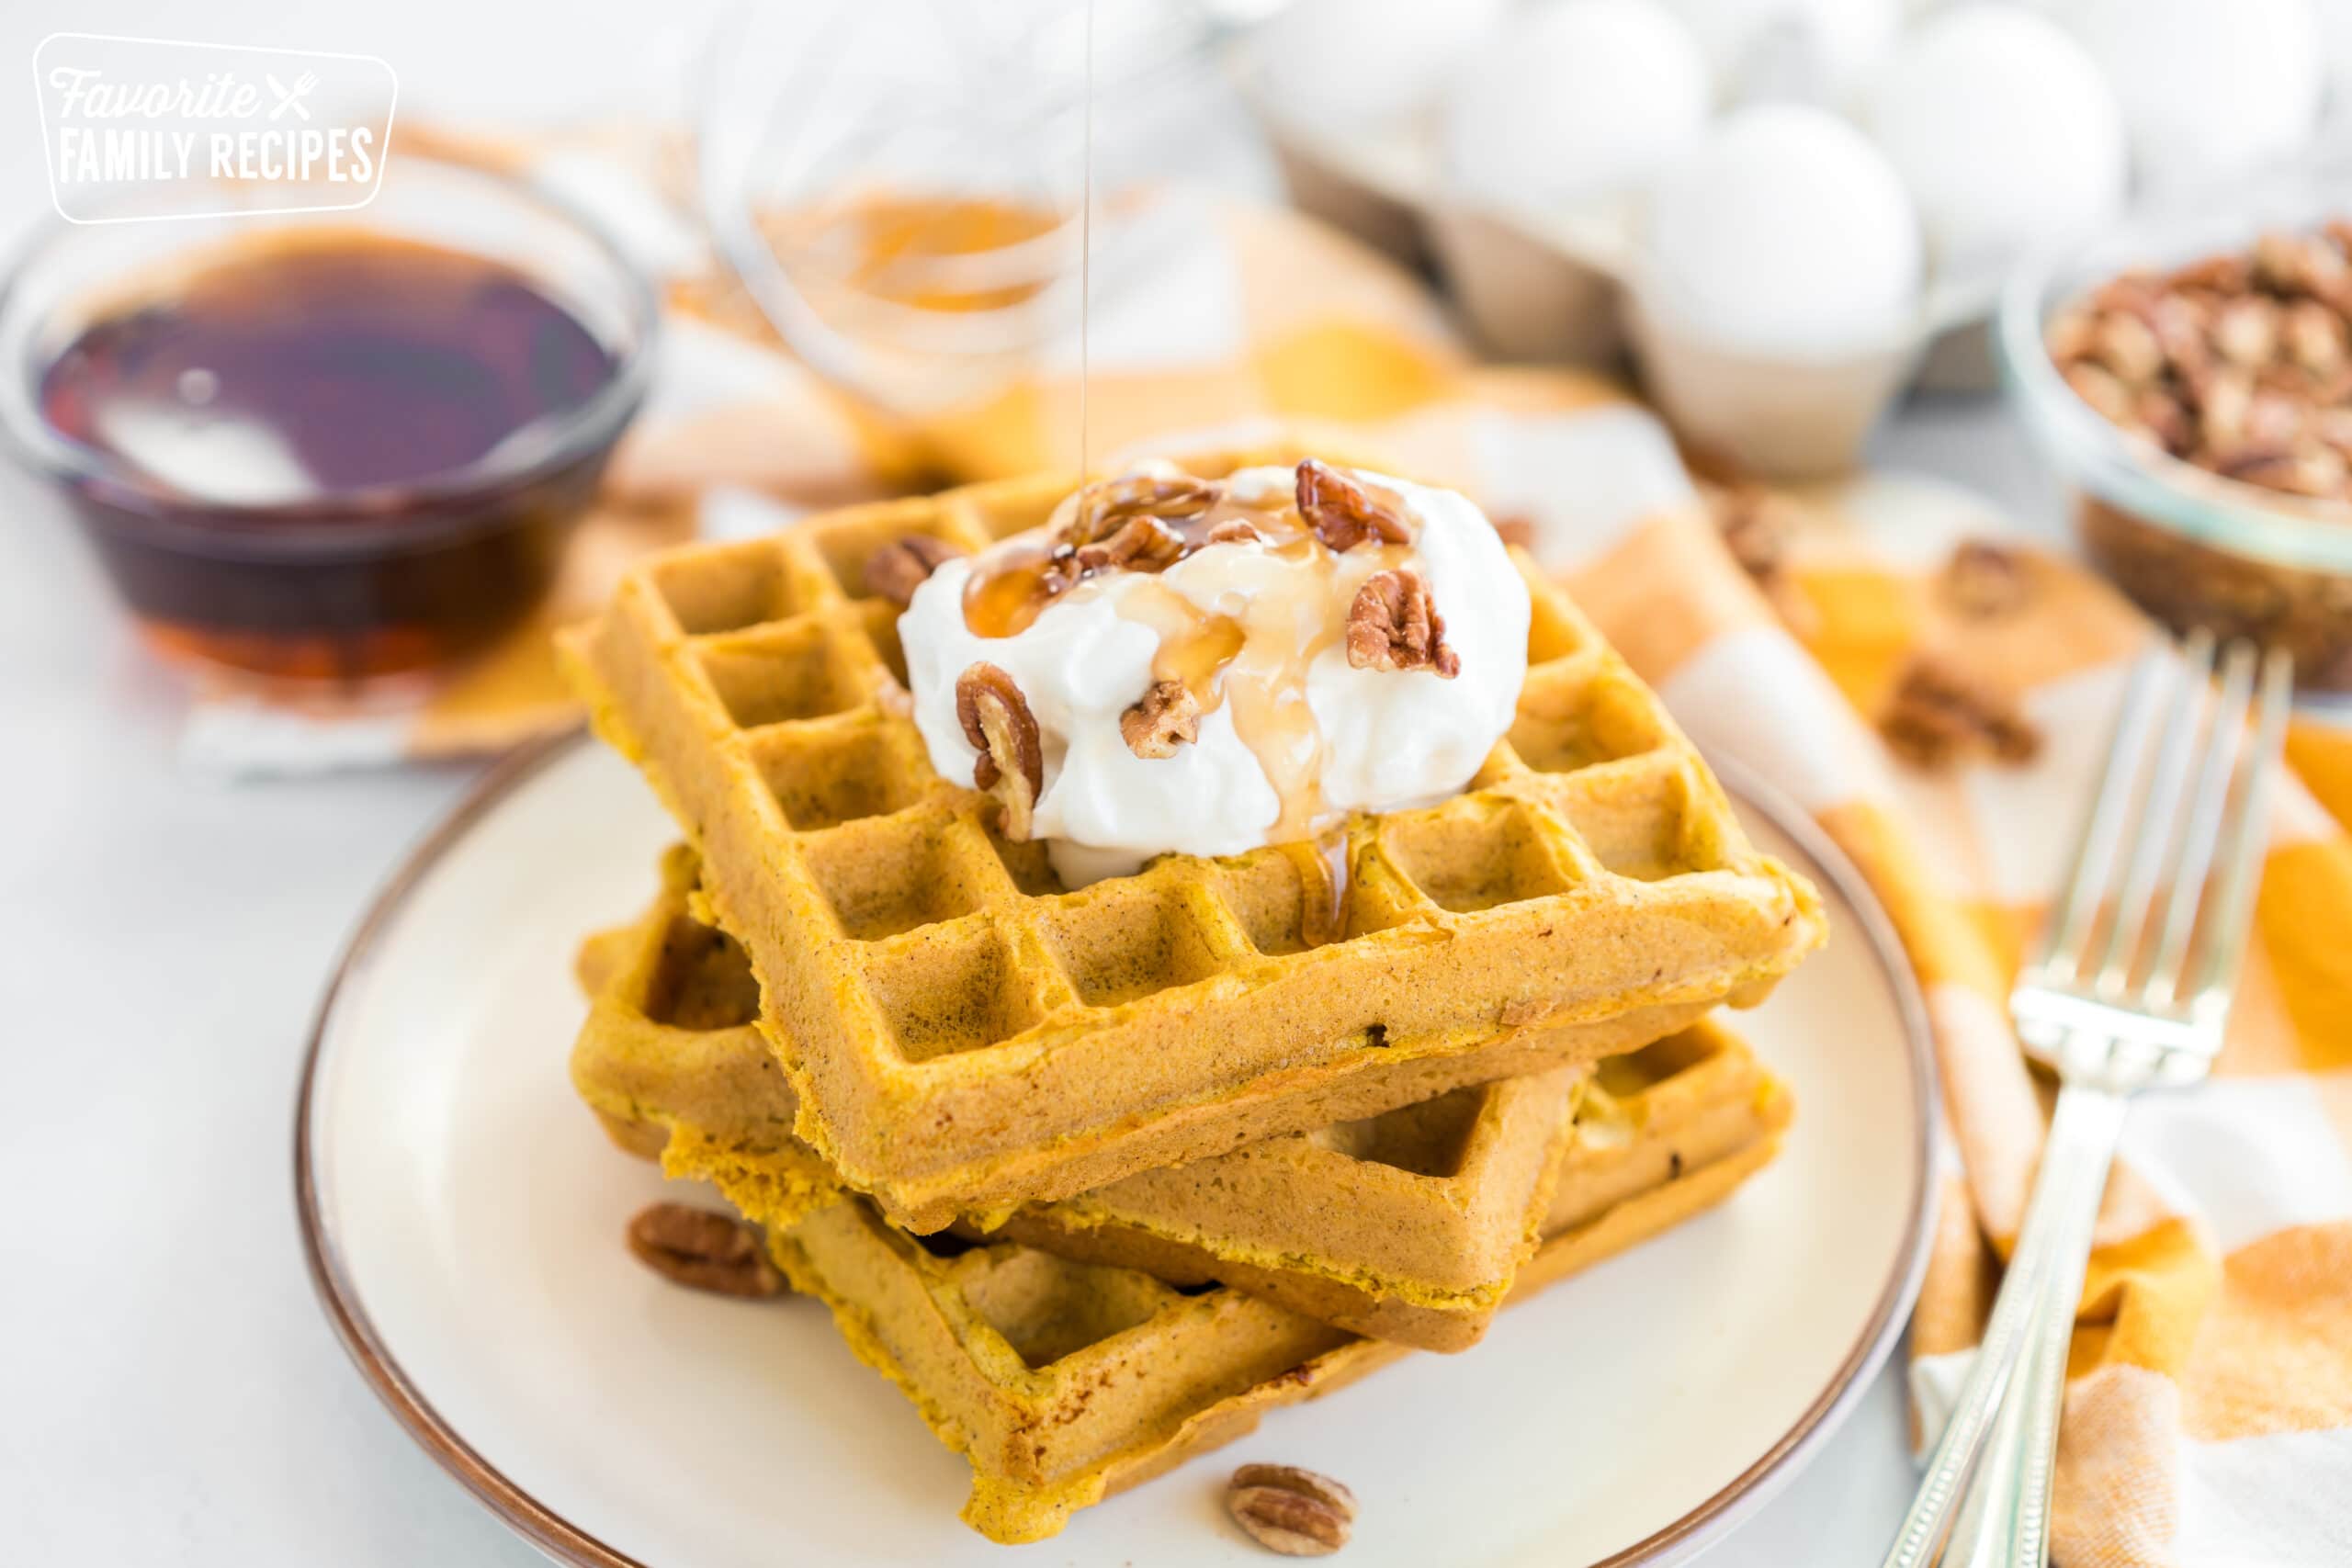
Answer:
[292,730,1939,1568]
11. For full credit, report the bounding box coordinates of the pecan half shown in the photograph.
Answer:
[1119,679,1202,758]
[626,1202,785,1298]
[1709,485,1790,580]
[1059,472,1224,547]
[1206,517,1265,546]
[1878,653,2041,770]
[864,534,964,607]
[1072,514,1185,575]
[1345,569,1459,677]
[1940,540,2032,619]
[2216,443,2347,497]
[956,662,1046,839]
[1295,457,1410,552]
[1707,485,1819,638]
[1227,1464,1356,1557]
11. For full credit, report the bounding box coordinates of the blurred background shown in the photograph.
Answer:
[25,0,2352,727]
[16,0,2352,755]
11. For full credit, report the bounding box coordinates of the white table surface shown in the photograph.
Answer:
[0,4,2068,1561]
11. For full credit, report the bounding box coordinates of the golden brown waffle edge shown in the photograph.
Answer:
[572,852,1590,1351]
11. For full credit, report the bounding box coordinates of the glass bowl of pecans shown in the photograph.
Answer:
[1998,166,2352,702]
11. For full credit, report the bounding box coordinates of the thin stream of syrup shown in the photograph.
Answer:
[1077,0,1095,475]
[1280,829,1352,949]
[1059,26,1360,938]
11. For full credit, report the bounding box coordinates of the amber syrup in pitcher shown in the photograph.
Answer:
[37,231,628,686]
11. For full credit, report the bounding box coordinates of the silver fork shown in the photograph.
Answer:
[1882,630,2292,1568]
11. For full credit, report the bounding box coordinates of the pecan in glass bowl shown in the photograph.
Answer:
[1998,166,2352,705]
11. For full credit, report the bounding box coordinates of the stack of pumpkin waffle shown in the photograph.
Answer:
[560,443,1823,1544]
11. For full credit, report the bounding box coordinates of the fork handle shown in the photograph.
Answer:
[1977,1082,2127,1566]
[1877,1077,2127,1568]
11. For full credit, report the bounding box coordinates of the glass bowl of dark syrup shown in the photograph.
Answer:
[0,152,655,690]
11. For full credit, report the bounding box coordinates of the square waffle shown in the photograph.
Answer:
[563,438,1825,1229]
[662,1018,1792,1543]
[574,849,1585,1351]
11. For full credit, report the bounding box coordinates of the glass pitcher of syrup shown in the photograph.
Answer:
[694,0,1220,424]
[0,152,655,690]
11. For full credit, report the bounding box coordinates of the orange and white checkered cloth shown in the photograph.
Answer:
[216,125,2352,1566]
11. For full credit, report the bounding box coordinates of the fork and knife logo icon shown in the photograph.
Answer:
[266,70,316,120]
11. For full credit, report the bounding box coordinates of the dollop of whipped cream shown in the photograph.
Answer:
[899,461,1532,886]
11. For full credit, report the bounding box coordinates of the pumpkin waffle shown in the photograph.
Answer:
[659,1017,1791,1543]
[562,437,1825,1229]
[573,849,1586,1351]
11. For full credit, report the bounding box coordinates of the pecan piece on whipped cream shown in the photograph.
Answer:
[1074,515,1186,574]
[1346,568,1460,677]
[627,1202,786,1299]
[956,661,1046,838]
[1058,472,1224,548]
[1120,679,1202,759]
[1296,457,1409,552]
[1206,517,1265,546]
[1878,652,2041,770]
[864,534,964,607]
[1227,1464,1356,1557]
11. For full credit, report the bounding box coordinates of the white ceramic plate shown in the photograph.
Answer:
[298,737,1935,1568]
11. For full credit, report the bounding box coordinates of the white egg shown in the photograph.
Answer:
[1249,0,1512,128]
[2072,0,2323,194]
[1442,0,1712,211]
[1867,6,2126,286]
[1642,102,1923,355]
[1664,0,1899,105]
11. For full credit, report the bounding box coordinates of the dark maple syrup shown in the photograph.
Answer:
[36,231,634,685]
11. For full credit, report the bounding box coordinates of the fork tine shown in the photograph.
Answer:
[2091,632,2219,996]
[2180,646,2292,1019]
[2030,639,2180,982]
[2143,641,2258,1007]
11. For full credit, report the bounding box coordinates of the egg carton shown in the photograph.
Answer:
[1248,97,1993,478]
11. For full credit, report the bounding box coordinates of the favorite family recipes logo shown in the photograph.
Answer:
[33,34,398,223]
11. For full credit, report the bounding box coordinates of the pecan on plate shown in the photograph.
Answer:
[1295,458,1409,552]
[1939,539,2033,620]
[1120,679,1202,758]
[626,1202,786,1299]
[864,534,965,607]
[956,662,1046,839]
[1227,1464,1356,1557]
[1878,653,2041,770]
[1345,569,1460,677]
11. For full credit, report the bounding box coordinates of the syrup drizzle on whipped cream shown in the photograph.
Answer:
[961,462,1414,847]
[897,460,1531,887]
